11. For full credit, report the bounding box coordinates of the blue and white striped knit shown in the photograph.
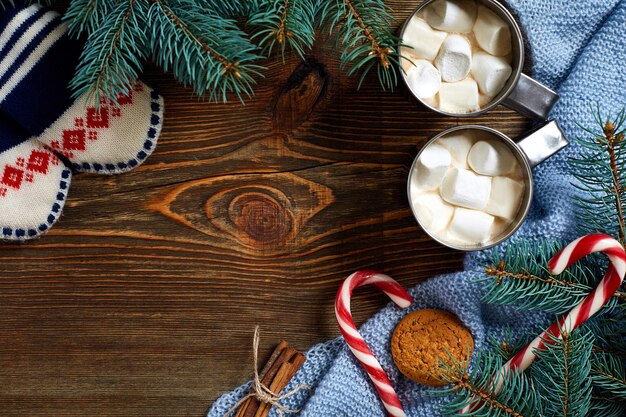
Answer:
[208,1,626,416]
[0,3,164,240]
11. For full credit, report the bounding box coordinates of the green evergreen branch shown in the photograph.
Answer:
[591,353,626,400]
[0,0,52,10]
[319,0,399,89]
[64,0,114,37]
[249,0,318,59]
[479,240,612,314]
[530,328,593,417]
[147,0,264,102]
[434,351,542,417]
[589,396,626,417]
[69,0,148,105]
[570,109,626,243]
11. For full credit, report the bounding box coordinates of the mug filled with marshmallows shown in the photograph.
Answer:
[408,121,568,251]
[399,0,558,119]
[401,0,569,250]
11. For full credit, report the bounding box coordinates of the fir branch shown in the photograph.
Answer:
[64,0,115,37]
[591,352,626,400]
[193,0,261,16]
[249,0,318,59]
[318,0,400,89]
[479,240,611,314]
[434,351,542,417]
[570,109,626,243]
[530,328,593,417]
[69,0,148,105]
[0,0,53,10]
[489,330,534,362]
[590,396,626,417]
[586,307,626,355]
[147,0,264,102]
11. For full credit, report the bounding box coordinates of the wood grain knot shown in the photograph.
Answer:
[230,192,292,244]
[152,172,334,255]
[273,58,328,133]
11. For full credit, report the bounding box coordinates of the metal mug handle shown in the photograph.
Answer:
[503,73,560,120]
[516,120,568,168]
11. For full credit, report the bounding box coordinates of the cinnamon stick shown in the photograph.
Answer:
[234,340,306,417]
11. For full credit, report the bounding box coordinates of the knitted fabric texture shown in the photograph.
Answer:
[0,4,164,175]
[0,3,164,240]
[209,0,626,416]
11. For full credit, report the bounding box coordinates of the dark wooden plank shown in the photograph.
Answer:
[0,2,531,416]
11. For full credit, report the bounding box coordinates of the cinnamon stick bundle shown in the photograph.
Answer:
[234,340,306,417]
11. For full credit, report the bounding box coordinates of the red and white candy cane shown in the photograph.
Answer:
[462,233,626,413]
[335,270,413,417]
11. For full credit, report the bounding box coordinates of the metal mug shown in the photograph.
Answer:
[399,0,558,120]
[407,120,568,251]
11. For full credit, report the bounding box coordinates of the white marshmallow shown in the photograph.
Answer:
[485,176,524,220]
[434,35,472,82]
[399,47,418,73]
[491,218,510,240]
[473,6,512,56]
[413,144,452,190]
[448,208,494,244]
[440,167,491,210]
[402,17,447,60]
[424,0,477,33]
[467,140,516,176]
[422,94,439,108]
[471,51,512,97]
[479,93,493,108]
[438,133,475,168]
[412,192,455,233]
[438,79,480,114]
[406,60,442,99]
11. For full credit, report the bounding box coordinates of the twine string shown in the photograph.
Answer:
[225,327,311,417]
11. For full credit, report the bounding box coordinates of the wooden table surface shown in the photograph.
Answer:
[0,2,531,415]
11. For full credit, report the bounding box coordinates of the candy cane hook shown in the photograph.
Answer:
[462,234,626,413]
[335,270,413,417]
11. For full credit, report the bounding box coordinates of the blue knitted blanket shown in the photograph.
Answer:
[209,1,626,416]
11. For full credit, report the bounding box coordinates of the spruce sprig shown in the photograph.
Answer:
[63,0,115,37]
[570,109,626,243]
[589,397,626,417]
[69,0,149,105]
[435,351,542,417]
[318,0,400,89]
[591,352,626,400]
[530,328,594,417]
[479,240,614,315]
[147,0,264,102]
[249,0,319,59]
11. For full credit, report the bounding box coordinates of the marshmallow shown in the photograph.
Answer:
[467,140,517,176]
[448,207,494,244]
[406,60,442,99]
[471,51,513,97]
[402,17,447,60]
[434,34,472,82]
[412,192,455,233]
[414,144,452,190]
[399,47,418,73]
[440,167,491,210]
[479,93,493,108]
[422,94,439,108]
[438,133,475,168]
[485,176,524,220]
[438,79,480,114]
[424,0,477,33]
[473,6,512,56]
[491,218,511,240]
